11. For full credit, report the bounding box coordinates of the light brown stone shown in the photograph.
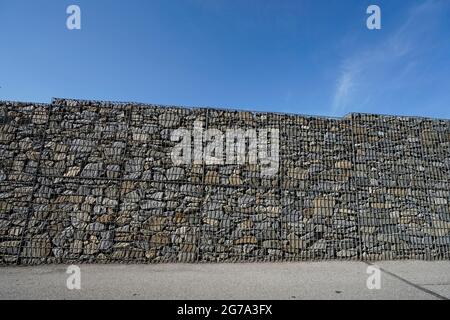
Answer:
[234,236,257,245]
[151,232,171,246]
[335,160,353,169]
[313,196,335,216]
[229,174,243,186]
[144,216,167,232]
[205,171,219,184]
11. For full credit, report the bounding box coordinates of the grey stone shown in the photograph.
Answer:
[86,222,105,232]
[140,200,165,210]
[159,113,180,128]
[80,163,103,178]
[311,239,327,250]
[23,234,52,258]
[434,236,450,246]
[106,165,121,178]
[0,241,21,255]
[166,167,185,181]
[238,195,255,208]
[262,240,282,249]
[337,249,357,258]
[340,239,356,250]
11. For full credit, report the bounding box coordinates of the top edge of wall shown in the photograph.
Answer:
[0,100,52,107]
[50,97,345,121]
[1,97,449,122]
[47,97,450,122]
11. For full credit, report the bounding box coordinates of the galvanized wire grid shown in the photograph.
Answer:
[0,99,449,265]
[352,114,450,260]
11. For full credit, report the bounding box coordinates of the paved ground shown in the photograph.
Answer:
[1,261,449,300]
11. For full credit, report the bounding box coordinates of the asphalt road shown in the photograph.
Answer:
[1,261,449,300]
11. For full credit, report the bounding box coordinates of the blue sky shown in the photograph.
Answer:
[0,0,449,118]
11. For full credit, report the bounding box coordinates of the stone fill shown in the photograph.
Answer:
[0,98,449,264]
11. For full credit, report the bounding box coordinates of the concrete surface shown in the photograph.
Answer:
[0,261,449,300]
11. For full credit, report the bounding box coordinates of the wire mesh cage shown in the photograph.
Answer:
[0,99,449,265]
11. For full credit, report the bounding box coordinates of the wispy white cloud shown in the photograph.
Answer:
[332,65,358,114]
[331,0,447,115]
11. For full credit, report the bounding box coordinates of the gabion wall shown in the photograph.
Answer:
[0,98,449,265]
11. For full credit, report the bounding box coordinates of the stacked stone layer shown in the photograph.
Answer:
[0,98,449,265]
